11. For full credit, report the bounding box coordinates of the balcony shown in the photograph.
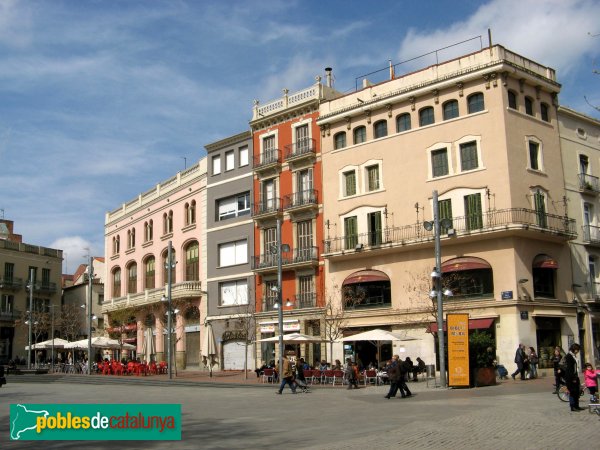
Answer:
[323,208,577,257]
[252,198,282,220]
[291,292,318,309]
[252,246,319,273]
[579,173,600,194]
[102,280,204,313]
[253,149,281,174]
[0,308,20,321]
[37,282,58,295]
[262,296,278,312]
[283,189,318,213]
[583,282,600,302]
[285,138,316,163]
[582,224,600,246]
[0,277,23,291]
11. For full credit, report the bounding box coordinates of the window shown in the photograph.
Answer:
[295,124,310,153]
[343,170,356,196]
[442,100,459,120]
[334,132,347,150]
[217,192,250,220]
[533,254,555,298]
[438,199,453,232]
[185,200,196,226]
[297,220,314,261]
[344,216,358,250]
[220,279,248,306]
[534,190,547,228]
[225,150,234,171]
[212,155,221,175]
[260,179,277,213]
[460,141,478,171]
[0,294,13,314]
[113,235,120,255]
[431,149,449,177]
[373,120,388,138]
[419,107,434,126]
[298,275,315,308]
[185,241,199,281]
[127,263,137,294]
[525,96,534,116]
[464,193,483,230]
[144,220,153,243]
[367,211,382,246]
[128,228,135,249]
[467,93,484,114]
[353,126,366,145]
[239,146,249,167]
[264,280,278,310]
[163,249,176,284]
[580,155,589,175]
[112,268,121,297]
[28,266,37,284]
[366,165,380,191]
[219,240,247,267]
[262,135,277,164]
[4,263,14,282]
[145,257,155,289]
[540,103,550,122]
[263,228,277,265]
[508,90,517,109]
[528,140,541,171]
[42,268,50,288]
[396,113,411,132]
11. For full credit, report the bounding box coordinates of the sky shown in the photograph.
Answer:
[0,0,599,274]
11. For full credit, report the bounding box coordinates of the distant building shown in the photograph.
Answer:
[0,219,62,365]
[102,160,207,368]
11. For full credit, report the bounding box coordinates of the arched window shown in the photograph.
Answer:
[162,213,168,235]
[112,267,121,297]
[148,220,153,241]
[532,254,557,298]
[130,228,135,248]
[442,100,459,120]
[185,241,199,281]
[396,113,411,132]
[525,96,534,116]
[145,256,155,289]
[508,90,517,109]
[540,103,550,122]
[168,210,173,232]
[353,126,366,145]
[185,201,196,226]
[419,107,435,126]
[334,132,346,150]
[127,262,137,294]
[342,270,391,309]
[441,257,494,298]
[373,120,388,138]
[467,93,484,113]
[144,221,153,243]
[162,249,176,284]
[113,235,120,255]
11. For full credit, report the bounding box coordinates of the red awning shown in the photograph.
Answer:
[533,254,558,269]
[428,318,495,333]
[442,257,491,273]
[342,270,390,286]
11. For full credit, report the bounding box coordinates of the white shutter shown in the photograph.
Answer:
[237,281,248,305]
[221,281,236,306]
[219,242,235,266]
[225,151,234,171]
[239,146,249,166]
[218,197,237,220]
[235,240,248,264]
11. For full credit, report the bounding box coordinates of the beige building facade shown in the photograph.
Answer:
[102,159,208,368]
[559,106,600,365]
[318,45,578,371]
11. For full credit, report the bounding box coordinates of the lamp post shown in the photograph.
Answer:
[87,256,93,375]
[161,240,176,380]
[48,304,58,373]
[423,190,453,388]
[272,218,290,375]
[26,268,34,370]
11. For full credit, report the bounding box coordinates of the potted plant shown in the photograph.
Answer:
[469,330,497,387]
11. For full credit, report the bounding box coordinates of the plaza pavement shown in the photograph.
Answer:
[1,372,598,449]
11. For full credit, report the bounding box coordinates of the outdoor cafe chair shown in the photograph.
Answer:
[261,368,275,383]
[332,370,345,386]
[158,361,167,374]
[364,369,378,386]
[322,370,335,384]
[149,362,158,375]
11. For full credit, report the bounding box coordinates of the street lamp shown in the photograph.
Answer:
[87,256,94,375]
[26,268,35,370]
[423,190,453,388]
[161,240,176,380]
[271,218,290,375]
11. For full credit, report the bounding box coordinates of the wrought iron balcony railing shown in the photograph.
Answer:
[579,173,600,193]
[252,247,319,271]
[253,149,281,170]
[0,277,23,290]
[252,198,282,217]
[324,208,576,254]
[292,292,317,309]
[284,138,316,161]
[262,296,279,312]
[283,189,318,210]
[37,282,58,294]
[582,224,600,244]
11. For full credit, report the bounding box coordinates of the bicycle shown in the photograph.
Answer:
[557,383,600,415]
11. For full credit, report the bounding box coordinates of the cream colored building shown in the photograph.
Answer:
[559,106,600,364]
[0,219,62,365]
[317,45,578,371]
[102,159,208,368]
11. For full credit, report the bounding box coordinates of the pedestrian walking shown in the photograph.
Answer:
[344,358,359,389]
[528,347,538,379]
[384,356,400,399]
[275,353,297,395]
[551,347,563,394]
[565,343,584,411]
[511,344,526,380]
[398,357,412,398]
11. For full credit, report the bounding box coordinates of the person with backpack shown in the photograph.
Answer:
[565,343,584,411]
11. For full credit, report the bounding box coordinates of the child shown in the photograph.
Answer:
[583,362,600,403]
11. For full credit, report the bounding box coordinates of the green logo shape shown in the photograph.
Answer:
[10,403,181,440]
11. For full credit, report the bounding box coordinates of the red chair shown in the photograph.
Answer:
[127,361,135,375]
[158,361,167,374]
[102,362,111,375]
[112,361,124,376]
[261,368,275,383]
[323,370,335,384]
[332,370,345,385]
[149,362,158,375]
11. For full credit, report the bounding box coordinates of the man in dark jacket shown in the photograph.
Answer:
[398,358,412,397]
[384,357,400,399]
[511,344,526,380]
[565,343,584,411]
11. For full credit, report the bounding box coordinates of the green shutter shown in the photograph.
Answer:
[465,194,482,230]
[345,216,358,250]
[438,199,453,232]
[535,191,547,228]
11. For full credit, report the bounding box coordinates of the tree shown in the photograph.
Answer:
[106,306,137,360]
[234,290,256,380]
[321,285,357,363]
[59,304,84,342]
[20,309,50,364]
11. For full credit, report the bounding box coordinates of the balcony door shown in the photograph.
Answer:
[261,179,276,212]
[297,169,313,204]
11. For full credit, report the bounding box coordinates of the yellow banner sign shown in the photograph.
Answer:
[447,314,470,387]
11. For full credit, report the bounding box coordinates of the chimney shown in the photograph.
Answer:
[325,67,333,88]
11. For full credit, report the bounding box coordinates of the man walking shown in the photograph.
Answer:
[565,343,584,411]
[511,344,526,380]
[384,356,400,399]
[275,353,296,395]
[398,357,412,398]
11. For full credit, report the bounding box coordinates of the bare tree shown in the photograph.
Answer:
[321,285,359,363]
[233,289,256,379]
[106,306,137,359]
[59,304,84,341]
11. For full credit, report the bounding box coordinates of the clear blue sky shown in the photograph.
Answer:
[0,0,599,273]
